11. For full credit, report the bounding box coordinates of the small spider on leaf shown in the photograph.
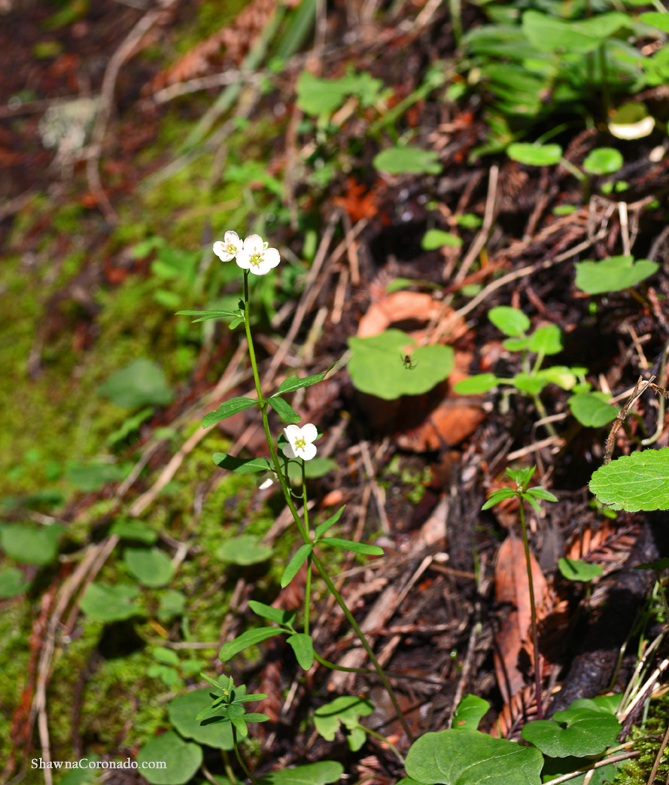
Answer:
[400,353,419,370]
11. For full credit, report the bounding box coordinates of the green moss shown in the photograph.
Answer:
[615,691,669,784]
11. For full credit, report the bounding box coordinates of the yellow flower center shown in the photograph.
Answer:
[295,437,306,450]
[249,252,262,267]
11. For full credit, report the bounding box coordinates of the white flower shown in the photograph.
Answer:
[235,234,280,276]
[282,423,318,461]
[213,230,243,262]
[258,471,276,490]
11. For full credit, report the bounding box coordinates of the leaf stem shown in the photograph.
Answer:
[518,493,543,720]
[231,727,259,785]
[360,723,406,765]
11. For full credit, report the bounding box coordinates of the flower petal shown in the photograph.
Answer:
[243,234,264,254]
[301,423,318,443]
[258,472,275,490]
[283,424,301,444]
[300,443,317,461]
[282,443,297,459]
[264,247,280,268]
[224,230,241,247]
[213,241,234,262]
[249,261,270,275]
[235,251,252,270]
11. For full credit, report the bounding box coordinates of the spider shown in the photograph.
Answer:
[400,353,419,370]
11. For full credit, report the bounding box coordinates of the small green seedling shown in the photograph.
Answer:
[314,696,375,752]
[483,466,557,719]
[454,306,602,432]
[574,255,659,295]
[635,558,669,623]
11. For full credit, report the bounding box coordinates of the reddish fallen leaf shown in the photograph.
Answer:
[320,489,345,508]
[395,399,485,451]
[357,292,442,338]
[333,177,379,222]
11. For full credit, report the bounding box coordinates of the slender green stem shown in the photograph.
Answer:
[518,495,543,720]
[531,393,557,438]
[599,42,609,119]
[360,724,405,765]
[221,751,238,785]
[531,351,545,376]
[310,552,414,742]
[654,571,669,624]
[304,559,312,635]
[231,727,258,785]
[241,277,413,742]
[302,460,312,636]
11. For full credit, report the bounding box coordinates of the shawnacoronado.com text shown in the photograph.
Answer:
[32,759,166,770]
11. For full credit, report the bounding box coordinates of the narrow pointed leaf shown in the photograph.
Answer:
[314,505,346,540]
[267,396,301,424]
[526,487,558,502]
[281,543,313,588]
[481,488,516,509]
[176,309,239,323]
[274,362,338,395]
[243,713,270,723]
[212,453,272,474]
[248,600,295,625]
[219,628,284,661]
[318,537,384,555]
[202,398,258,428]
[235,693,269,703]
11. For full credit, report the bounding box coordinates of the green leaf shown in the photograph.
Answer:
[558,558,603,583]
[641,11,669,32]
[538,366,576,390]
[108,406,154,446]
[215,535,273,565]
[153,646,180,665]
[314,695,374,741]
[248,600,296,625]
[348,329,454,400]
[318,537,384,555]
[522,10,629,54]
[176,309,239,323]
[405,728,543,785]
[275,363,338,395]
[583,147,623,176]
[80,582,141,622]
[296,71,383,115]
[110,520,158,544]
[202,398,259,428]
[525,487,557,502]
[287,633,315,669]
[521,707,620,757]
[219,628,285,661]
[0,567,31,598]
[281,543,313,588]
[98,358,173,408]
[66,463,125,492]
[507,466,535,488]
[137,731,202,785]
[503,337,530,351]
[481,488,517,510]
[512,373,547,395]
[124,547,174,588]
[158,589,186,621]
[636,557,669,572]
[452,695,490,731]
[256,762,344,785]
[454,374,501,395]
[488,306,530,337]
[168,689,234,750]
[267,396,301,424]
[542,757,619,785]
[212,453,272,474]
[286,457,337,481]
[229,316,244,329]
[568,392,617,428]
[373,146,442,175]
[575,255,659,295]
[590,449,669,511]
[421,230,463,250]
[314,506,346,540]
[0,523,64,566]
[148,663,182,687]
[507,143,562,167]
[528,324,562,355]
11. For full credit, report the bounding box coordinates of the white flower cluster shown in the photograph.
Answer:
[213,231,280,276]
